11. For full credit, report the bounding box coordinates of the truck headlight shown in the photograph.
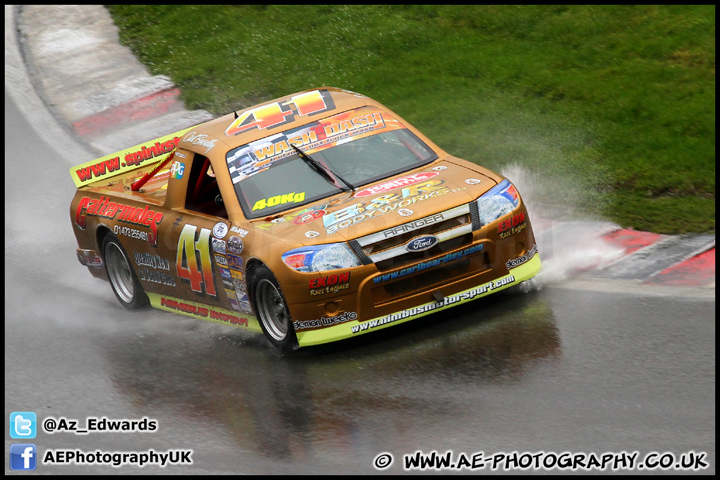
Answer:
[475,179,520,225]
[282,243,361,272]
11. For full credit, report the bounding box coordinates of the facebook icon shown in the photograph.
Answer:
[10,444,37,470]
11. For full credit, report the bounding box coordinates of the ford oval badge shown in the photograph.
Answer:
[405,235,439,252]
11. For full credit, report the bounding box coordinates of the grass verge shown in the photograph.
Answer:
[106,5,715,234]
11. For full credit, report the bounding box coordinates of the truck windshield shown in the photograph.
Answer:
[225,107,438,219]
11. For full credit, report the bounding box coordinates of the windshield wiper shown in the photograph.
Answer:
[289,144,355,192]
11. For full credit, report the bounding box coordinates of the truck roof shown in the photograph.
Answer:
[180,86,378,157]
[70,87,393,189]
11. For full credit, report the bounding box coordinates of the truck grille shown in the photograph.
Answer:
[352,205,473,271]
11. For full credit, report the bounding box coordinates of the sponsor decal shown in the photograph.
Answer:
[252,202,340,231]
[498,211,526,233]
[170,161,185,180]
[227,236,244,255]
[398,209,414,217]
[182,131,217,153]
[121,139,178,168]
[293,311,358,331]
[159,297,249,327]
[465,178,482,185]
[293,207,326,225]
[133,251,170,270]
[252,192,306,211]
[211,238,226,255]
[214,254,228,267]
[506,244,538,270]
[499,222,526,239]
[432,165,447,171]
[114,225,151,242]
[238,296,253,315]
[354,172,439,198]
[324,112,385,140]
[305,231,320,238]
[226,106,393,185]
[271,217,286,224]
[213,222,229,238]
[373,244,484,284]
[76,249,103,268]
[243,111,386,166]
[254,131,319,162]
[352,274,517,334]
[310,283,349,296]
[70,130,188,187]
[220,267,232,280]
[139,268,176,286]
[227,254,244,271]
[405,235,439,252]
[230,226,249,237]
[323,179,464,234]
[75,196,163,246]
[308,272,350,293]
[309,273,350,288]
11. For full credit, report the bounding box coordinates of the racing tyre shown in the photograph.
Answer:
[252,265,298,351]
[102,233,148,309]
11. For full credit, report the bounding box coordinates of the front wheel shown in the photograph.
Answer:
[252,265,298,351]
[102,233,148,309]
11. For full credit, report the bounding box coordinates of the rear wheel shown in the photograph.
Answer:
[102,233,148,309]
[252,265,298,351]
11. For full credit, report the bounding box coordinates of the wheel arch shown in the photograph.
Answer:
[95,224,113,254]
[244,257,266,311]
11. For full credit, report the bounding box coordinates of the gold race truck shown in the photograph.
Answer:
[70,87,541,350]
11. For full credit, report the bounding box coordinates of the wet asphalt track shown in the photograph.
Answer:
[4,90,715,474]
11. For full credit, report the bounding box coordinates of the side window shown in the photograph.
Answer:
[185,154,227,218]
